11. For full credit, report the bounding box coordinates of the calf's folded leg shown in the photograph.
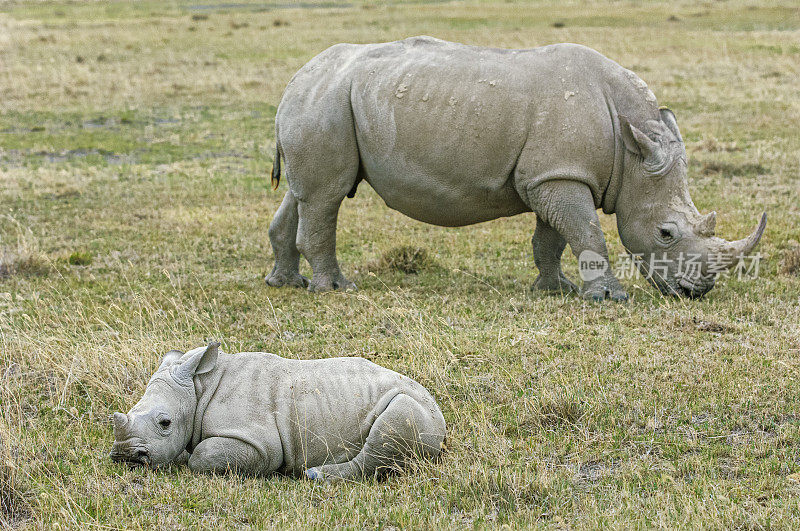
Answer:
[188,436,275,476]
[304,393,445,481]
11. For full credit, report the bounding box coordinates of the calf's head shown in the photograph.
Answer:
[110,342,218,468]
[615,109,766,298]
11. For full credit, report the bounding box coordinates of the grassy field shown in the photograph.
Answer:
[1,0,799,528]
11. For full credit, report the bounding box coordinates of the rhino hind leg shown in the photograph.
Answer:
[304,393,445,481]
[296,197,357,293]
[278,110,360,293]
[266,190,309,288]
[531,216,579,294]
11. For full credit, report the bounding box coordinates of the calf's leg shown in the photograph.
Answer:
[188,436,275,476]
[304,394,445,481]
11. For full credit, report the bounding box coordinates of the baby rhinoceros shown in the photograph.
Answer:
[110,342,446,481]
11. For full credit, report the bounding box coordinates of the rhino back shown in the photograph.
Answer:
[277,37,662,222]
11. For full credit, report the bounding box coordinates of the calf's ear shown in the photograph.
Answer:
[158,350,184,371]
[171,342,219,385]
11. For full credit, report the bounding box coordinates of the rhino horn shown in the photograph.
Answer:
[719,212,767,268]
[696,211,716,237]
[111,412,129,437]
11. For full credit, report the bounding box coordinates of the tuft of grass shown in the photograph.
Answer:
[67,251,93,266]
[781,245,800,276]
[0,422,28,528]
[367,245,436,274]
[0,218,50,279]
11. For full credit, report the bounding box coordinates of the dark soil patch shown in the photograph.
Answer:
[0,252,50,280]
[699,161,769,176]
[691,317,736,334]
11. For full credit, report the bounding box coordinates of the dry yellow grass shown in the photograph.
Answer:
[0,0,799,528]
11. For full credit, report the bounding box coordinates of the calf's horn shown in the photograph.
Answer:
[111,412,129,436]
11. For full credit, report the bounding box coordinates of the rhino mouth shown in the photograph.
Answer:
[110,442,151,468]
[660,274,715,299]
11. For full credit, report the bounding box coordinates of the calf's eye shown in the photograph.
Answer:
[659,228,674,241]
[159,419,171,429]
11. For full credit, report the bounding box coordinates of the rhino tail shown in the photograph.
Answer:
[270,140,281,191]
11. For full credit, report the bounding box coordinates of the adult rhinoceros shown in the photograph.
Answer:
[266,36,765,300]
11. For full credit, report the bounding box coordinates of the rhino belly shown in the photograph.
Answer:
[364,166,530,227]
[349,50,532,227]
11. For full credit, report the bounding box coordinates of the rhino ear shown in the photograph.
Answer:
[171,342,219,386]
[619,115,665,171]
[659,107,683,143]
[158,350,184,371]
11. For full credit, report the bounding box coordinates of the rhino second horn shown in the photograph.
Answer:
[721,212,767,266]
[697,211,717,237]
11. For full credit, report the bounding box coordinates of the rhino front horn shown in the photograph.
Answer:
[721,212,767,266]
[111,412,129,435]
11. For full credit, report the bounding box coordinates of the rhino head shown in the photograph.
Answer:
[110,342,219,468]
[614,108,766,298]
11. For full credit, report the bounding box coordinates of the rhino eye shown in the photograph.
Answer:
[658,227,676,243]
[159,419,171,429]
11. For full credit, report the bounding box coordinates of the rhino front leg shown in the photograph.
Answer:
[266,190,309,289]
[188,436,276,476]
[531,216,579,294]
[524,180,628,302]
[304,393,445,481]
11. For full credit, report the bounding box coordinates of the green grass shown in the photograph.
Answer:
[1,0,799,528]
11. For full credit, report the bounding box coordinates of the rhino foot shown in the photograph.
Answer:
[304,467,322,480]
[581,279,628,302]
[531,273,579,294]
[308,274,357,293]
[265,269,310,289]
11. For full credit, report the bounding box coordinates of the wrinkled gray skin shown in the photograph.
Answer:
[266,37,765,300]
[110,343,446,481]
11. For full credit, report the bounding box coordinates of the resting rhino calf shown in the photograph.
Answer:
[110,343,446,480]
[266,37,765,300]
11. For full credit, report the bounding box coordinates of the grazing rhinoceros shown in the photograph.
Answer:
[266,36,765,300]
[110,343,446,481]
